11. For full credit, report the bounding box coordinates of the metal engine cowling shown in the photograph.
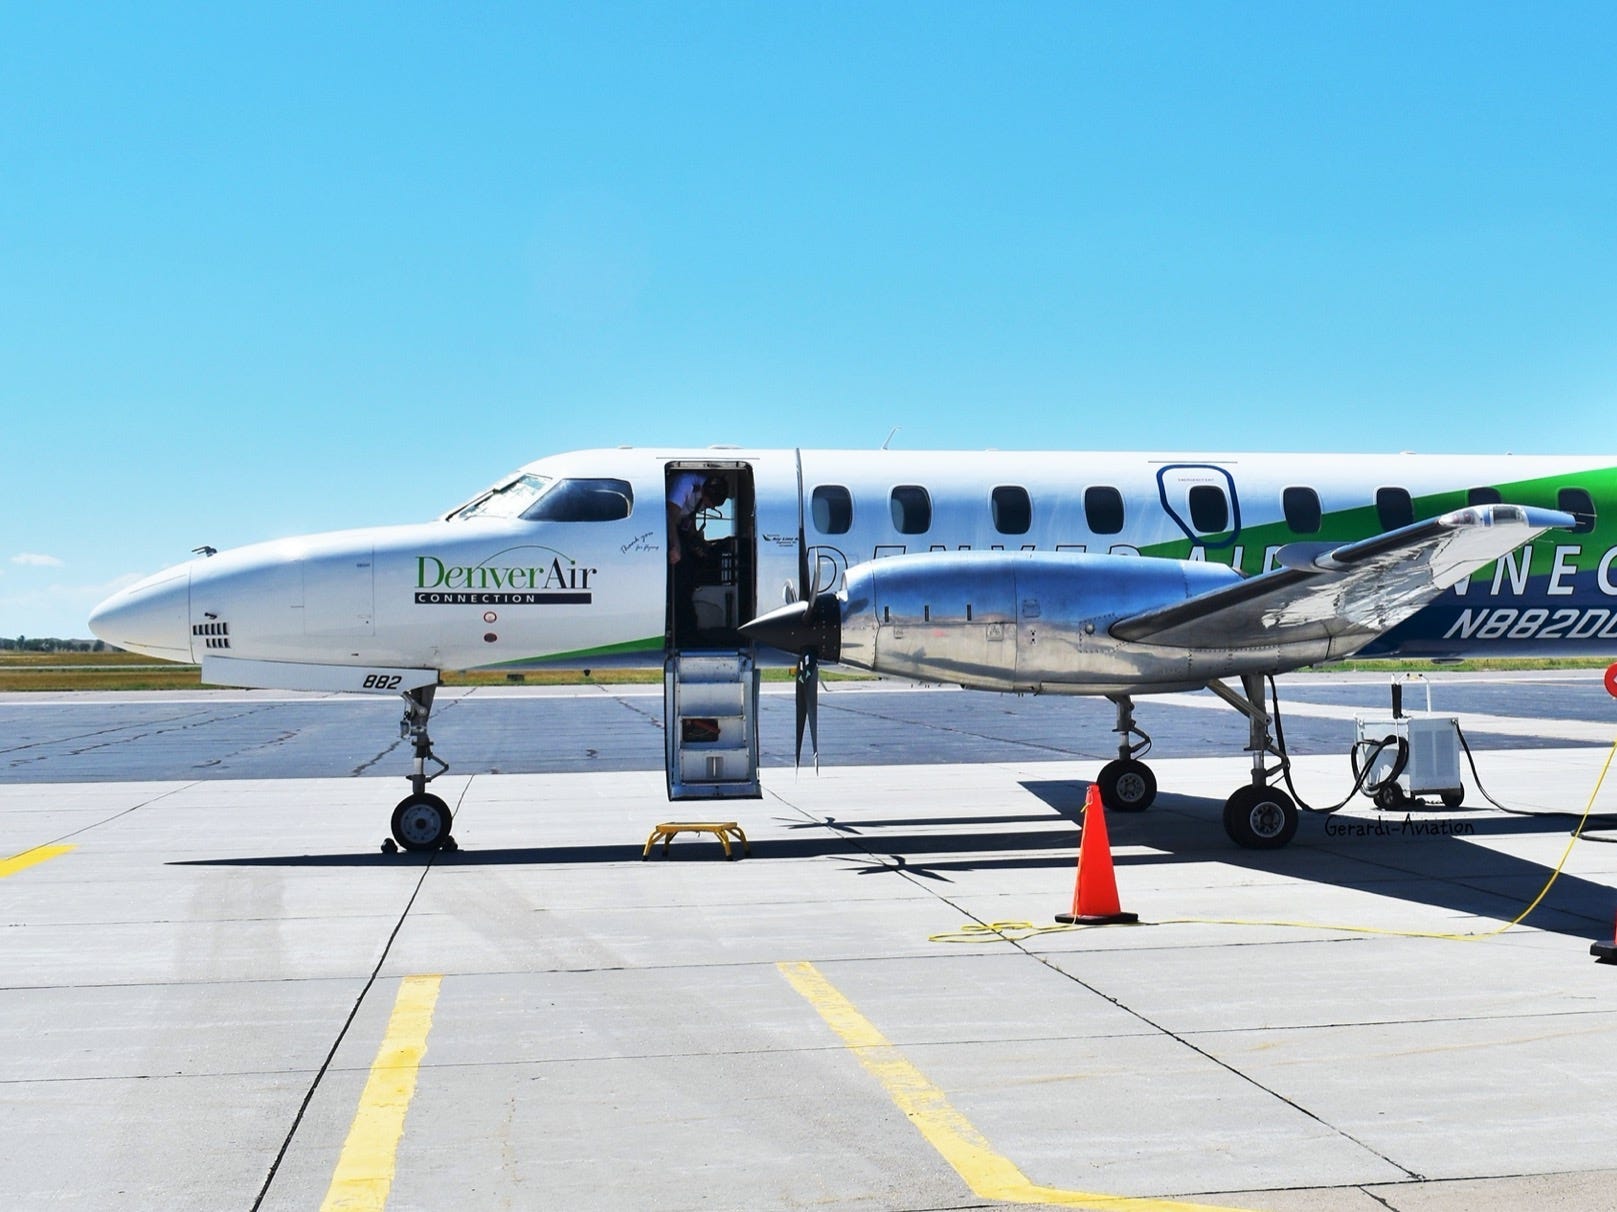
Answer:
[836,550,1244,693]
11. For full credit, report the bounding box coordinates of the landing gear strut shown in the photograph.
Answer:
[1207,674,1298,849]
[383,685,455,854]
[1095,695,1157,812]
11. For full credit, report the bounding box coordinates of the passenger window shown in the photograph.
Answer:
[1084,486,1124,535]
[1467,486,1502,506]
[811,485,852,535]
[991,486,1031,535]
[1187,485,1229,534]
[890,485,932,535]
[1375,487,1414,531]
[1559,487,1597,535]
[1282,486,1321,534]
[520,478,633,522]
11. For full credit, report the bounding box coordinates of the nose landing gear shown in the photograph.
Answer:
[390,792,455,853]
[1095,695,1158,812]
[382,686,456,854]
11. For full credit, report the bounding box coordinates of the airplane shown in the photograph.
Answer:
[89,447,1612,854]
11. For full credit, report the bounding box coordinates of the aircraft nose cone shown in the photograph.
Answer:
[89,565,192,661]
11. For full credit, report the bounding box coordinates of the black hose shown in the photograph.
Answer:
[1454,723,1617,837]
[1267,676,1617,836]
[1267,674,1403,814]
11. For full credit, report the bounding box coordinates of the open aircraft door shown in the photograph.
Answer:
[663,459,763,800]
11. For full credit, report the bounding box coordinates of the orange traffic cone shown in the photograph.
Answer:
[1056,784,1139,925]
[1591,910,1617,963]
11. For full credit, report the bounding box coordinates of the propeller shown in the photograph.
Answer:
[742,451,843,767]
[741,589,843,769]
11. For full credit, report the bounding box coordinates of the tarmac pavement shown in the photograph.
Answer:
[5,673,1617,1209]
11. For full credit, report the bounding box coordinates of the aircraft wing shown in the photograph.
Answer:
[1110,504,1575,651]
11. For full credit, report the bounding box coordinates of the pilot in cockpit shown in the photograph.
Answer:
[667,473,730,642]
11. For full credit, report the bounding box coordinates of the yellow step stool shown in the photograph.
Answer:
[642,821,750,861]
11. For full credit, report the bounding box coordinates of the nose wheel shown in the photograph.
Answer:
[390,792,455,852]
[1096,757,1157,812]
[1098,695,1157,812]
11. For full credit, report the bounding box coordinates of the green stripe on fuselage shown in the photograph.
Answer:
[1139,465,1617,576]
[477,635,665,669]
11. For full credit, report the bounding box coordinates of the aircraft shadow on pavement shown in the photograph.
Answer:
[1017,778,1617,941]
[171,777,1617,940]
[169,814,1083,872]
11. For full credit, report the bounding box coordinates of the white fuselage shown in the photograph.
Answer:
[90,447,1617,684]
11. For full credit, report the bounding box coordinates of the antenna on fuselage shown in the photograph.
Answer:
[881,426,900,450]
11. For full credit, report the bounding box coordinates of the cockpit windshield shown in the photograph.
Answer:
[448,473,553,521]
[448,473,635,523]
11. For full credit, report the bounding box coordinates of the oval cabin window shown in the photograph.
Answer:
[991,486,1032,535]
[890,485,932,535]
[812,485,853,535]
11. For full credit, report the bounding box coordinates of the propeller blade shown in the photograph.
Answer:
[787,454,821,771]
[794,649,820,770]
[795,447,811,599]
[794,655,807,764]
[805,652,819,769]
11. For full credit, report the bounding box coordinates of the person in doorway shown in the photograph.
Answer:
[667,473,730,643]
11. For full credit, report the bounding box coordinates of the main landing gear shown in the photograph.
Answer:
[1090,678,1299,849]
[1206,674,1298,850]
[380,685,457,855]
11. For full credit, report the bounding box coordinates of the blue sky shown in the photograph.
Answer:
[4,2,1616,638]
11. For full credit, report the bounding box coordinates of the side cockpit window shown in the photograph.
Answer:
[521,478,634,522]
[449,473,635,522]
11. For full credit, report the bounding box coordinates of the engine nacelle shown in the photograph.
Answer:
[837,550,1245,693]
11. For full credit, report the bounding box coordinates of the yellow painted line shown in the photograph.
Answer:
[0,843,75,879]
[322,974,443,1212]
[778,961,1254,1211]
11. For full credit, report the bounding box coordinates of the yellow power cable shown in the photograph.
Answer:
[930,736,1617,947]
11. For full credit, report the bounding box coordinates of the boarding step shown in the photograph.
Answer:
[664,648,762,800]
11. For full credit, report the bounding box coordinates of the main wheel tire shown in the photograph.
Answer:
[1223,784,1298,850]
[1097,758,1157,812]
[391,793,453,852]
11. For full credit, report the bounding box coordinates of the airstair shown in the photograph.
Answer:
[664,649,762,800]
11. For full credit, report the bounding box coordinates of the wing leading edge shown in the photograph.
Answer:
[1110,504,1576,652]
